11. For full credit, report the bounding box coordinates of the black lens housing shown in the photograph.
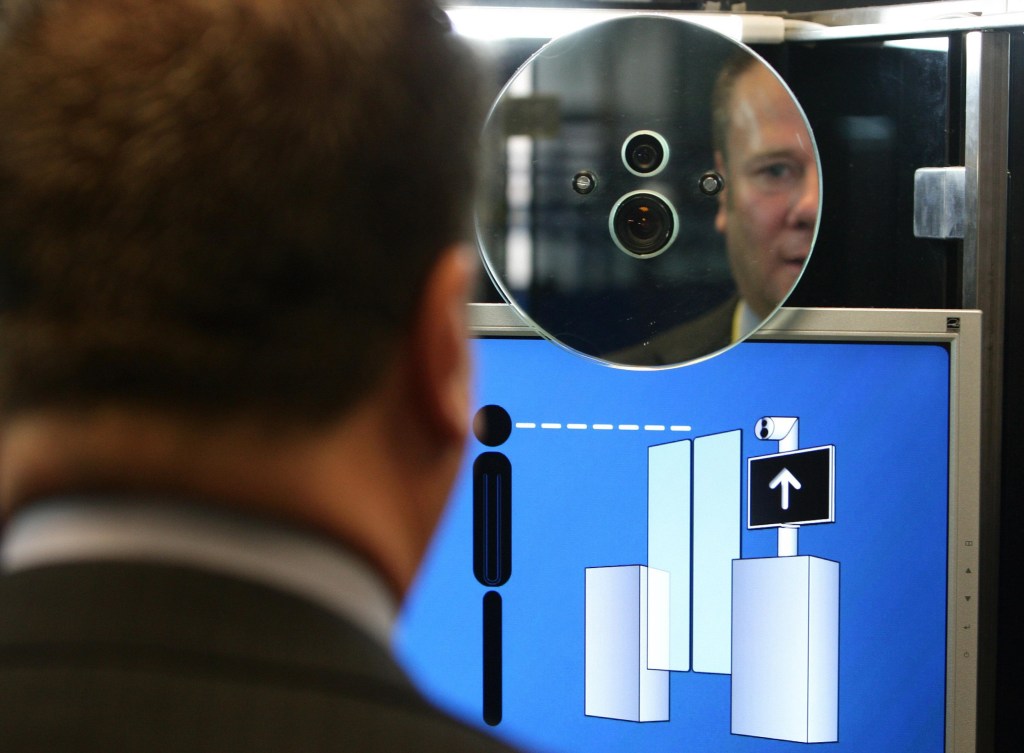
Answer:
[611,192,676,257]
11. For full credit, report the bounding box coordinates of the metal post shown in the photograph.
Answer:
[962,29,1009,753]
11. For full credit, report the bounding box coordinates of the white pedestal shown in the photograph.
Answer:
[731,555,839,743]
[585,565,670,722]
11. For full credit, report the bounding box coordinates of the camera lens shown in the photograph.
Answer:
[609,191,678,258]
[630,143,659,171]
[622,131,669,176]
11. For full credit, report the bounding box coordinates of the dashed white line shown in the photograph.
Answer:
[513,421,692,433]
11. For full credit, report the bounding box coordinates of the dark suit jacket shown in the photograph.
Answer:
[0,560,523,752]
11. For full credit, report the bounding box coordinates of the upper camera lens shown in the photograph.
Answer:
[630,143,659,171]
[622,131,668,176]
[610,191,677,258]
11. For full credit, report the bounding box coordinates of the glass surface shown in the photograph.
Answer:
[476,16,822,367]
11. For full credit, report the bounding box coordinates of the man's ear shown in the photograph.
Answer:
[407,244,475,444]
[713,150,728,236]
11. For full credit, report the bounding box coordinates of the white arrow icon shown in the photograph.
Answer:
[769,468,802,510]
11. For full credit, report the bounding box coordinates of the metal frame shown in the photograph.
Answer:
[962,29,1009,753]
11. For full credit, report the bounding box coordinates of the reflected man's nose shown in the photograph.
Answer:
[789,166,819,229]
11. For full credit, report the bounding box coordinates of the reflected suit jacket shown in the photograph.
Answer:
[0,560,523,753]
[607,294,738,366]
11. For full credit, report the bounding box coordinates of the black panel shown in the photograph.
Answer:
[995,30,1024,753]
[777,39,958,309]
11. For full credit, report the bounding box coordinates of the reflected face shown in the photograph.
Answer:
[715,65,818,319]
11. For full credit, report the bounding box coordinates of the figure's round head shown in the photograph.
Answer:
[712,60,818,320]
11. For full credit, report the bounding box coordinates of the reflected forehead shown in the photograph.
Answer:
[726,67,811,161]
[730,68,801,131]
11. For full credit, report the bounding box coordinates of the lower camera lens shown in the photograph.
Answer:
[622,131,669,176]
[609,191,678,258]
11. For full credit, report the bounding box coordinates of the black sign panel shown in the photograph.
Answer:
[747,445,835,528]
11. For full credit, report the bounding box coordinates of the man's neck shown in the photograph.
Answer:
[0,404,433,598]
[2,496,399,645]
[732,300,765,342]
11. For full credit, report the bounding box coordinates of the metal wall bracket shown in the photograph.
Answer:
[914,166,967,239]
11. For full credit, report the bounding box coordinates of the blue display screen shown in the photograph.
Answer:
[396,336,951,752]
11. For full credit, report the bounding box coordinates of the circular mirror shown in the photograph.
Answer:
[476,15,821,367]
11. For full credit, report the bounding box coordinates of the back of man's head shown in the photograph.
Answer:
[0,0,482,426]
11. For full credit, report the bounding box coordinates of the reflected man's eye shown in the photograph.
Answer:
[762,163,793,179]
[748,158,805,192]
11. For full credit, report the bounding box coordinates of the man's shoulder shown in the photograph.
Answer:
[0,561,526,752]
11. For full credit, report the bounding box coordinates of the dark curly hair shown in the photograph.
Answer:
[0,0,484,424]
